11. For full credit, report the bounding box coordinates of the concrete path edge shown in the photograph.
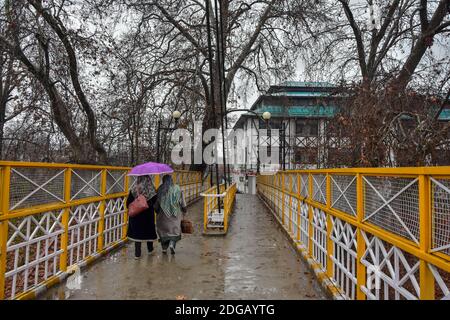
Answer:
[257,193,347,300]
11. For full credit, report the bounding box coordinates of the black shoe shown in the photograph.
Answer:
[169,242,175,254]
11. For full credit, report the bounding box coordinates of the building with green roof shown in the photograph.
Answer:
[232,81,450,188]
[233,82,342,179]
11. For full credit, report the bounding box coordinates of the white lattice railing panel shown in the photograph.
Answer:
[68,202,100,266]
[283,195,290,227]
[5,210,64,299]
[299,201,309,248]
[9,168,65,211]
[331,175,357,216]
[104,198,126,248]
[363,176,420,244]
[71,169,102,200]
[128,176,137,190]
[331,217,357,300]
[106,170,127,194]
[312,174,327,204]
[428,264,450,300]
[274,190,282,218]
[312,208,327,271]
[430,178,450,256]
[291,197,299,239]
[361,231,420,300]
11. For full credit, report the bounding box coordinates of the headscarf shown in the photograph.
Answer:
[131,175,157,200]
[157,175,183,217]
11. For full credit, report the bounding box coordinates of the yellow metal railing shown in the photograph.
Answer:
[202,183,237,234]
[257,167,450,300]
[0,161,205,300]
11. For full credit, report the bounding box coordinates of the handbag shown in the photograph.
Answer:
[128,188,149,218]
[181,219,193,234]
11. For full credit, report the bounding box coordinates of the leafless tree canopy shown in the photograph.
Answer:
[0,0,449,167]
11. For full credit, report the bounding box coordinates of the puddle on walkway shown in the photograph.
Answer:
[40,195,327,300]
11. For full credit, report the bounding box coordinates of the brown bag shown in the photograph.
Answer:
[181,219,193,234]
[128,190,149,218]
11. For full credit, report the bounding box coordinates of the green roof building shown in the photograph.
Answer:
[233,82,342,176]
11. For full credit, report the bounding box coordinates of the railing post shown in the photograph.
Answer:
[59,168,71,272]
[203,194,208,232]
[0,166,11,300]
[122,173,129,240]
[356,173,367,300]
[289,174,293,233]
[97,169,107,252]
[419,174,434,300]
[281,173,285,225]
[297,173,301,241]
[223,194,228,233]
[326,173,333,278]
[308,173,314,257]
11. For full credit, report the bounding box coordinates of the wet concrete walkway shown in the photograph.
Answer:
[40,194,327,300]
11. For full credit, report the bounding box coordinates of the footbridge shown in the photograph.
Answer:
[0,161,449,300]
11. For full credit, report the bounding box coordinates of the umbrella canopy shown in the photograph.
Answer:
[128,162,174,176]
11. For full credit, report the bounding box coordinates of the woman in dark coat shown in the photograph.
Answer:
[126,175,157,258]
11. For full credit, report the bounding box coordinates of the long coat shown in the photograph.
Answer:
[154,189,187,241]
[126,192,157,242]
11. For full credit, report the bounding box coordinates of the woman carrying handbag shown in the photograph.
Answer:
[126,175,158,259]
[155,175,190,254]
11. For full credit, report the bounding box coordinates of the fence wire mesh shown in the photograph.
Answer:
[331,175,357,216]
[431,178,450,256]
[9,168,65,210]
[300,174,309,198]
[71,169,102,200]
[106,170,126,194]
[363,176,420,244]
[312,174,327,204]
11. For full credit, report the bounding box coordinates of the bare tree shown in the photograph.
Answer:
[0,0,107,163]
[301,0,450,89]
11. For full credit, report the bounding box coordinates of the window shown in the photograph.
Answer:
[296,119,318,136]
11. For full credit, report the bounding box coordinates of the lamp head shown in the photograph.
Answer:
[172,110,181,120]
[262,111,271,121]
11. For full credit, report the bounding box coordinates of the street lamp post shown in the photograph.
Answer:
[222,109,271,175]
[156,110,181,163]
[261,111,271,174]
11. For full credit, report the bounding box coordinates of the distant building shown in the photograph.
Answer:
[233,81,340,172]
[231,81,450,192]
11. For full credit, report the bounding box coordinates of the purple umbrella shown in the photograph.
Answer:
[128,162,174,176]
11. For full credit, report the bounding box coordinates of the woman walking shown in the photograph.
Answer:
[126,175,158,259]
[155,175,187,254]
